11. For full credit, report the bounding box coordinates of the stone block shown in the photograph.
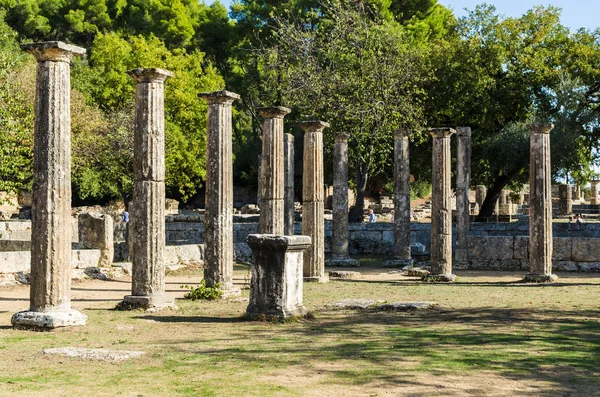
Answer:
[553,261,578,272]
[571,238,600,262]
[552,238,572,261]
[78,212,114,267]
[513,236,529,260]
[577,262,600,272]
[468,236,513,260]
[164,244,204,268]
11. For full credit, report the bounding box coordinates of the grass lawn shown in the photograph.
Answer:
[1,263,599,396]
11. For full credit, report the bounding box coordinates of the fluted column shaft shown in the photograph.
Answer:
[332,132,350,258]
[455,127,471,262]
[429,128,456,280]
[199,90,240,292]
[300,120,329,282]
[527,123,556,281]
[258,106,291,234]
[127,69,173,307]
[393,129,411,261]
[12,42,87,329]
[284,134,295,235]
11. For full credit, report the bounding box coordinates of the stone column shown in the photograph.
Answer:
[121,69,175,310]
[590,180,599,205]
[284,133,295,236]
[455,127,471,263]
[246,234,310,319]
[258,107,290,234]
[329,132,359,267]
[558,185,572,215]
[392,129,412,264]
[11,42,88,330]
[500,190,509,205]
[429,128,456,282]
[198,90,240,295]
[526,123,557,282]
[475,185,486,208]
[300,120,329,282]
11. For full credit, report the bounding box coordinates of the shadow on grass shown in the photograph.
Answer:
[133,315,244,324]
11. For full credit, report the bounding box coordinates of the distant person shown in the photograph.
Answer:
[390,209,395,223]
[568,216,573,231]
[576,213,584,230]
[368,209,376,223]
[122,210,130,224]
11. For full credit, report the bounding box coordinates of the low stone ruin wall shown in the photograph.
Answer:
[0,249,102,273]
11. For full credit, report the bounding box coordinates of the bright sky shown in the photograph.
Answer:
[220,0,599,31]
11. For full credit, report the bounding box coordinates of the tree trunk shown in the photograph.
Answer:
[477,174,512,218]
[349,169,368,223]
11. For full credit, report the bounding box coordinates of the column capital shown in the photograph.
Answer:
[428,127,456,138]
[247,234,311,252]
[128,68,173,83]
[258,106,291,119]
[198,90,240,104]
[529,123,554,134]
[284,133,295,143]
[591,180,600,184]
[456,126,472,137]
[393,129,410,139]
[334,131,350,143]
[299,119,329,133]
[22,41,86,62]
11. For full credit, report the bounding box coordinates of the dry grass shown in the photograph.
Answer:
[1,264,599,396]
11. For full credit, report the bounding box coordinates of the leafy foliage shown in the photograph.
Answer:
[181,280,223,301]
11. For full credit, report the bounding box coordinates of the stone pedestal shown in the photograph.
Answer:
[526,123,557,283]
[558,184,572,215]
[284,133,295,236]
[246,234,310,319]
[122,68,176,310]
[329,131,359,267]
[300,120,329,283]
[78,213,114,267]
[12,42,88,330]
[390,129,412,266]
[590,180,599,205]
[455,127,471,263]
[475,185,486,208]
[198,90,240,295]
[258,107,291,234]
[429,128,456,282]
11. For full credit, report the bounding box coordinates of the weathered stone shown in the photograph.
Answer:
[332,131,352,260]
[258,106,290,234]
[373,301,438,312]
[475,185,486,208]
[284,133,295,236]
[455,127,471,262]
[393,129,411,261]
[572,238,600,262]
[590,180,599,205]
[429,128,456,281]
[42,347,144,362]
[199,90,240,295]
[326,257,360,267]
[326,299,384,310]
[552,237,572,261]
[300,120,329,283]
[246,234,310,319]
[558,184,572,215]
[122,68,176,310]
[527,123,557,282]
[11,42,87,330]
[240,204,260,214]
[403,268,430,277]
[328,270,361,279]
[78,213,114,267]
[513,236,529,260]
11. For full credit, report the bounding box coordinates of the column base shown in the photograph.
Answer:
[221,287,242,298]
[425,273,457,282]
[11,308,87,330]
[382,258,414,268]
[523,273,558,283]
[245,305,308,321]
[119,294,177,311]
[304,275,329,283]
[326,257,360,267]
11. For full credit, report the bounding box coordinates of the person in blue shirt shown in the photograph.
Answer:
[368,209,376,223]
[122,210,129,224]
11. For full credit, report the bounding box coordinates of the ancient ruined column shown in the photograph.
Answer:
[246,234,310,319]
[590,180,599,205]
[429,128,456,282]
[500,190,509,205]
[455,127,471,263]
[558,185,572,215]
[300,120,329,282]
[258,107,290,234]
[329,131,358,266]
[121,68,176,309]
[392,129,412,264]
[284,134,295,236]
[526,123,557,282]
[11,42,88,330]
[475,185,486,208]
[198,90,240,294]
